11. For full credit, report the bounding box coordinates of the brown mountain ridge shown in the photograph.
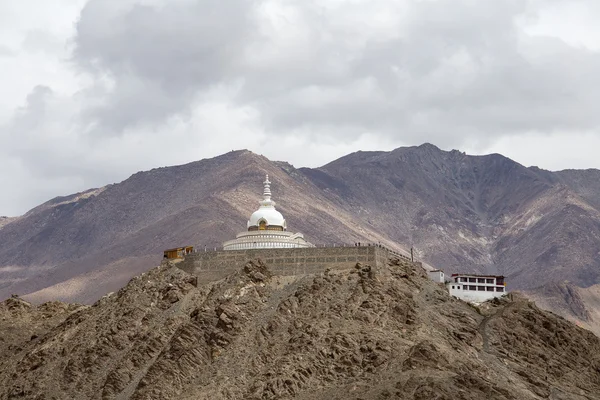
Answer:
[1,144,600,332]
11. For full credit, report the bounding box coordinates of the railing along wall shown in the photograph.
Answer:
[192,243,416,263]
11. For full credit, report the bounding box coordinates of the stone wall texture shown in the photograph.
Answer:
[177,245,417,283]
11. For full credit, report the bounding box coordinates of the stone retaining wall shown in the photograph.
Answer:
[177,246,415,283]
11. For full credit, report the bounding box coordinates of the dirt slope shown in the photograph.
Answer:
[1,258,599,399]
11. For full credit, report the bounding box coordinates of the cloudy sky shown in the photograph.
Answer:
[1,0,600,216]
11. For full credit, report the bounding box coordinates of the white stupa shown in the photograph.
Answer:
[223,174,314,250]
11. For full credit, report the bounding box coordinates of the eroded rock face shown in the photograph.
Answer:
[1,259,600,400]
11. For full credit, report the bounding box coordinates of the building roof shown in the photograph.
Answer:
[451,273,505,279]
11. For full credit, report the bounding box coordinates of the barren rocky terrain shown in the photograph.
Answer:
[1,258,600,399]
[1,144,600,333]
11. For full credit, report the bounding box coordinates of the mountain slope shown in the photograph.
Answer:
[1,259,600,399]
[1,144,600,332]
[302,145,600,287]
[0,150,401,302]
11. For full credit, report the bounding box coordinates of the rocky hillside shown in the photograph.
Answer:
[525,282,600,335]
[1,258,599,399]
[1,144,600,331]
[0,150,399,304]
[306,144,600,288]
[302,145,600,332]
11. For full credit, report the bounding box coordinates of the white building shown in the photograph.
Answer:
[427,269,445,283]
[447,274,507,303]
[223,175,314,251]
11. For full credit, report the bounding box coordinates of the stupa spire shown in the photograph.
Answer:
[263,174,271,202]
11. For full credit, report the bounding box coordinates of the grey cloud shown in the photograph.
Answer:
[70,0,600,150]
[9,85,54,138]
[0,45,15,57]
[22,30,66,54]
[2,0,600,215]
[74,0,257,130]
[68,0,600,149]
[5,86,104,181]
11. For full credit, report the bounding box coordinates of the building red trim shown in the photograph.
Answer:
[450,273,505,279]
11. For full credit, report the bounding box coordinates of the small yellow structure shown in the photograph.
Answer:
[163,246,194,260]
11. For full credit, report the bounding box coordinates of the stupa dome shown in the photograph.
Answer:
[247,175,286,231]
[248,208,286,230]
[222,174,313,251]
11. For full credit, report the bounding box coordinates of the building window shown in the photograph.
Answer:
[477,286,484,291]
[496,287,504,292]
[477,278,485,283]
[486,279,494,284]
[452,286,455,289]
[469,286,477,291]
[461,277,467,282]
[469,278,476,283]
[486,287,494,292]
